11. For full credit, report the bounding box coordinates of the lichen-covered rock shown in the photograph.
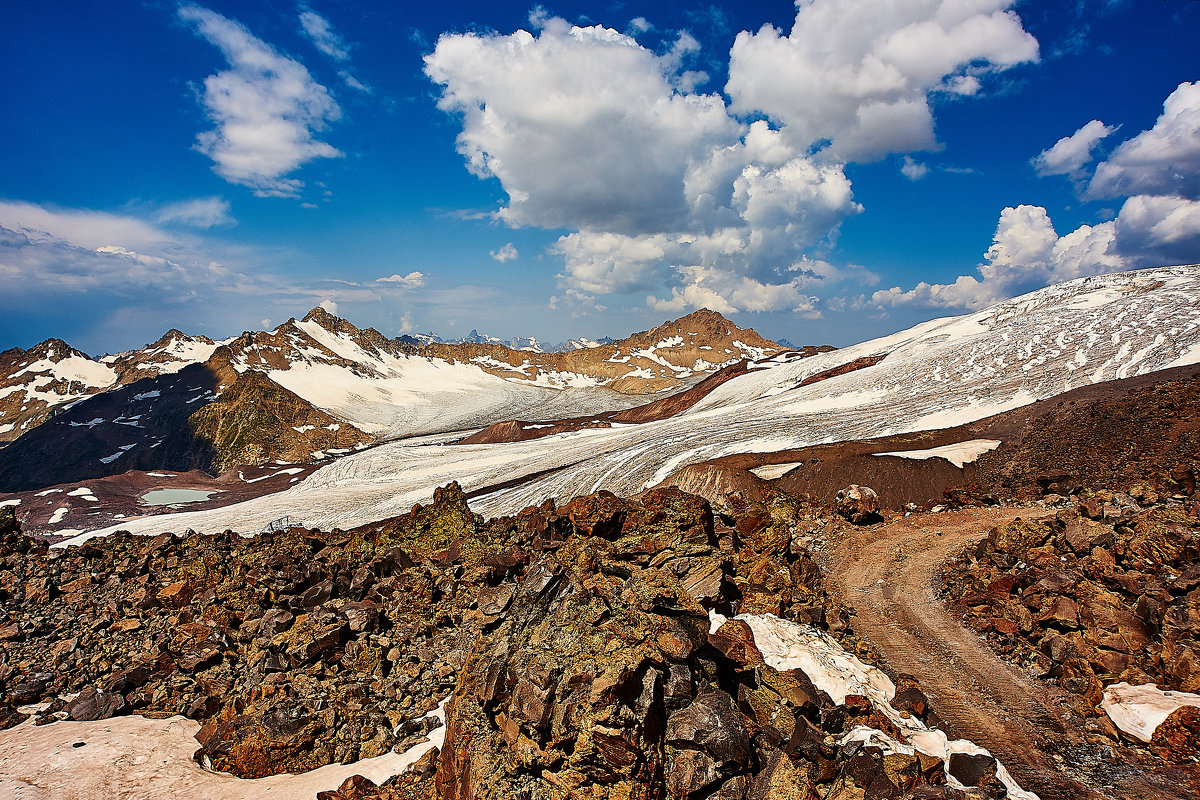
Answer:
[1151,705,1200,760]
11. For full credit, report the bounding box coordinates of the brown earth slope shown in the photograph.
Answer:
[657,364,1200,509]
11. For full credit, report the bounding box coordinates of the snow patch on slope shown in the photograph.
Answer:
[722,612,1037,800]
[0,697,448,800]
[873,439,1001,468]
[1102,682,1200,743]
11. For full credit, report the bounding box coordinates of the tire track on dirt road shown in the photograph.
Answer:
[822,507,1174,799]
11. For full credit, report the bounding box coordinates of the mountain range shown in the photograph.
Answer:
[0,308,797,529]
[2,265,1196,544]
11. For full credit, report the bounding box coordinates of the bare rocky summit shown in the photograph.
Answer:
[423,308,800,395]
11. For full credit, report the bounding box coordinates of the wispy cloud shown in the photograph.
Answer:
[376,271,426,289]
[298,7,349,61]
[0,199,437,351]
[153,196,235,228]
[298,6,374,93]
[900,156,929,181]
[178,3,342,198]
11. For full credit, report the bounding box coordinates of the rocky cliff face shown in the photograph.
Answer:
[187,369,371,474]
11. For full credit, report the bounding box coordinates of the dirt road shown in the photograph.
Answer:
[822,506,1178,800]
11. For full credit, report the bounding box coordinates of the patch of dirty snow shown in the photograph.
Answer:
[0,499,20,508]
[99,444,137,464]
[720,612,1037,800]
[872,439,1001,468]
[1101,682,1200,743]
[0,697,448,800]
[48,507,68,524]
[749,462,805,480]
[67,487,93,497]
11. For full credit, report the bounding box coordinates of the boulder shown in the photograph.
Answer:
[947,751,997,788]
[1151,705,1200,760]
[834,485,881,525]
[65,686,127,721]
[665,689,752,767]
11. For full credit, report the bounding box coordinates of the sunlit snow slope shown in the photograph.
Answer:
[258,313,648,438]
[68,266,1200,542]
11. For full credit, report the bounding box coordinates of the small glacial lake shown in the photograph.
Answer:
[141,488,215,506]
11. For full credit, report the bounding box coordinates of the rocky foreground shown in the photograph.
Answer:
[942,477,1200,762]
[0,481,1059,800]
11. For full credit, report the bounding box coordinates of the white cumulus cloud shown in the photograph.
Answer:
[1113,194,1200,264]
[425,17,741,235]
[873,205,1124,309]
[648,266,820,315]
[725,0,1039,162]
[1088,81,1200,200]
[1032,119,1117,178]
[179,4,343,197]
[426,4,1038,316]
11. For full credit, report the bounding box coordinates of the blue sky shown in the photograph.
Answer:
[2,0,1198,354]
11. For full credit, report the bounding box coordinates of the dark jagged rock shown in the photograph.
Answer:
[65,686,127,721]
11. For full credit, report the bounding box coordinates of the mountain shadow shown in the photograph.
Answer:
[0,364,221,493]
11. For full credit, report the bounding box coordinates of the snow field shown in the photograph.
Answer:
[58,266,1200,543]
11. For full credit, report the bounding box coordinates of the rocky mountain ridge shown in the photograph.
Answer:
[419,308,794,394]
[400,330,616,353]
[0,308,793,524]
